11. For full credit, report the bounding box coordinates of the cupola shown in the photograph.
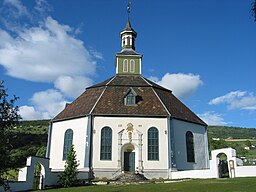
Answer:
[115,19,143,75]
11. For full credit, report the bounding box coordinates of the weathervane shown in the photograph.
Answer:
[127,1,132,19]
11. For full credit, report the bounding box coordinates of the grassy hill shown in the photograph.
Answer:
[9,120,49,169]
[208,126,256,139]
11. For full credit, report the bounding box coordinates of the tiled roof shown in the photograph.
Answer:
[154,88,206,125]
[92,86,168,116]
[53,86,105,121]
[53,75,207,126]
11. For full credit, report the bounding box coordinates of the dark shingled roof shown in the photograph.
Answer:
[53,75,207,126]
[122,20,137,35]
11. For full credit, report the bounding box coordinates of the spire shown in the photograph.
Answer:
[120,19,137,50]
[124,19,132,31]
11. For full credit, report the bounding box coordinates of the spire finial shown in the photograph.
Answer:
[127,1,132,19]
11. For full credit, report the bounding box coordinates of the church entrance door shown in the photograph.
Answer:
[124,152,135,172]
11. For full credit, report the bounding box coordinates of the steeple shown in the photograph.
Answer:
[120,19,137,50]
[115,17,143,75]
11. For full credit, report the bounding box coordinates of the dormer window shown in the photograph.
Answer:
[124,88,137,106]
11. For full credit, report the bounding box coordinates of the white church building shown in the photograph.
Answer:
[5,12,256,192]
[46,19,209,179]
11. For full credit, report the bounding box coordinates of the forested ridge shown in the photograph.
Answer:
[208,126,256,139]
[9,120,48,169]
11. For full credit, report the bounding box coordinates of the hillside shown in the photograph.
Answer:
[207,126,256,139]
[9,120,49,169]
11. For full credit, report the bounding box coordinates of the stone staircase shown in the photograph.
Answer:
[114,172,148,181]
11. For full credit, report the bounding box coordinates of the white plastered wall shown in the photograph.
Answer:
[92,116,169,177]
[172,119,209,170]
[49,117,88,170]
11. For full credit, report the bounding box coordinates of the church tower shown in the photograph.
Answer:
[115,19,143,75]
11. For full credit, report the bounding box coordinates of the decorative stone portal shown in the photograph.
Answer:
[117,123,143,173]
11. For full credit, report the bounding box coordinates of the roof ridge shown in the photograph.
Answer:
[141,76,172,92]
[106,75,117,85]
[140,76,153,86]
[87,76,115,89]
[89,86,107,114]
[151,87,171,116]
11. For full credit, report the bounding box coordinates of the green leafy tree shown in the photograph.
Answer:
[0,81,20,190]
[36,146,47,157]
[208,138,228,153]
[58,145,79,187]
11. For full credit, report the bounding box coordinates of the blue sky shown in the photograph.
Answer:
[0,0,255,128]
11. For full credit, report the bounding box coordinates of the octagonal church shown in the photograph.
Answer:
[46,19,209,179]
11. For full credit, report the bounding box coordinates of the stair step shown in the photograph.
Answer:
[115,172,148,181]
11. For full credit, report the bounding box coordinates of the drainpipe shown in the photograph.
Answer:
[84,115,93,178]
[169,117,177,171]
[46,120,53,158]
[204,125,210,168]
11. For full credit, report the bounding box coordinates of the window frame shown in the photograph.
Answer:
[100,127,112,160]
[125,91,136,106]
[186,131,195,163]
[63,129,73,160]
[130,59,135,73]
[123,59,128,72]
[148,127,159,161]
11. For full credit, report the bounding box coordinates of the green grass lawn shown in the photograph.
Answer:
[43,178,256,192]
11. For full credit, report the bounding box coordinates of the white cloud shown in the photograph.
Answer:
[149,73,203,99]
[209,91,246,105]
[54,75,93,98]
[0,17,96,83]
[19,106,44,120]
[198,111,228,126]
[90,49,103,60]
[19,89,67,120]
[0,1,100,120]
[34,0,52,15]
[209,91,256,111]
[3,0,31,18]
[31,89,67,116]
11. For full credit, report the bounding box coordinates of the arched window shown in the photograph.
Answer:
[148,127,159,160]
[63,129,73,160]
[122,38,125,47]
[130,59,135,73]
[127,36,130,46]
[100,127,112,160]
[123,59,128,72]
[186,131,195,162]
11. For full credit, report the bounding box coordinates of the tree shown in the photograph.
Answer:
[36,146,47,157]
[58,145,79,187]
[208,138,228,153]
[252,0,256,21]
[0,81,20,190]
